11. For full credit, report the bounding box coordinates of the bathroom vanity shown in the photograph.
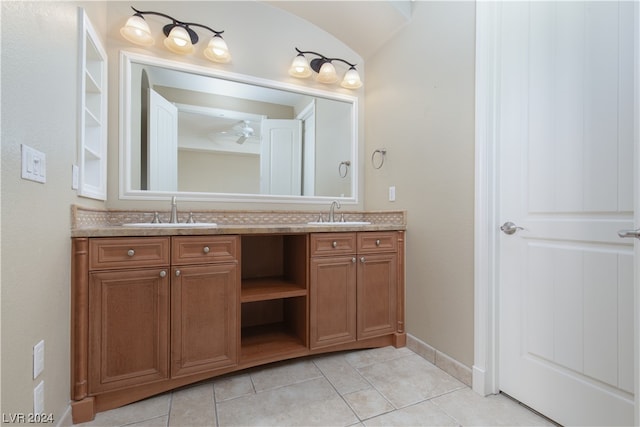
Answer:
[70,209,405,423]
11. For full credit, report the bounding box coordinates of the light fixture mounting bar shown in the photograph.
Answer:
[294,47,357,71]
[131,6,225,44]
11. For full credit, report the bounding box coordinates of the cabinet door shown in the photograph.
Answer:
[88,268,169,393]
[357,253,398,339]
[310,255,357,349]
[171,264,238,377]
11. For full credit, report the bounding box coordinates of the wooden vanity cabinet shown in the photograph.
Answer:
[310,232,399,349]
[356,233,398,339]
[309,234,358,348]
[72,236,240,422]
[71,230,404,423]
[170,236,239,378]
[87,238,171,394]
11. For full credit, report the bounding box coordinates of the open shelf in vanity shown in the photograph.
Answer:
[239,234,309,363]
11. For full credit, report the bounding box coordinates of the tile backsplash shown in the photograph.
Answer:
[71,205,406,229]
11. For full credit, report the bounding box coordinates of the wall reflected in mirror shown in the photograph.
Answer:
[123,53,356,200]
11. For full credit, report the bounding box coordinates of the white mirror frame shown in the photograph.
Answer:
[119,51,359,204]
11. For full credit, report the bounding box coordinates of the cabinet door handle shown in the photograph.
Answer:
[352,257,356,263]
[127,249,135,257]
[159,270,167,278]
[332,241,338,248]
[203,246,210,254]
[360,257,366,263]
[375,239,381,246]
[175,270,181,277]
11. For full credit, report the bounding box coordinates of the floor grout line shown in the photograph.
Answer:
[90,347,549,427]
[311,357,362,424]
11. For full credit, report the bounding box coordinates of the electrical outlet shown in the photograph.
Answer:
[21,144,46,184]
[33,340,44,379]
[34,381,44,414]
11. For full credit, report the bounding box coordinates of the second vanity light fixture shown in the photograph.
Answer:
[289,48,362,89]
[120,6,231,63]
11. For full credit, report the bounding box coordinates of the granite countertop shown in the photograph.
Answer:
[71,222,405,237]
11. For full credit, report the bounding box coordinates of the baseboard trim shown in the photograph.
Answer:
[406,334,472,387]
[472,365,492,396]
[56,404,72,427]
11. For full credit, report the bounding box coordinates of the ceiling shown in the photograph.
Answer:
[265,1,413,60]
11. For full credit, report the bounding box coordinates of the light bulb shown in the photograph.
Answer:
[164,26,194,54]
[288,54,311,78]
[204,35,231,63]
[120,15,154,47]
[316,61,338,84]
[341,67,362,89]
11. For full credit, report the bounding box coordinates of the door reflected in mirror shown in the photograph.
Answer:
[121,52,357,202]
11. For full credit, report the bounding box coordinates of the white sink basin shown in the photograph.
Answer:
[122,222,217,228]
[307,221,371,226]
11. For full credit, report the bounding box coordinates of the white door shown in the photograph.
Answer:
[260,119,302,195]
[298,102,316,197]
[498,2,636,425]
[148,88,178,191]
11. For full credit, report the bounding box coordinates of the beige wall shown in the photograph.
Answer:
[364,1,476,367]
[1,1,107,419]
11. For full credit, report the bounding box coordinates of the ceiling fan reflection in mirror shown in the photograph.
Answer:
[218,120,259,144]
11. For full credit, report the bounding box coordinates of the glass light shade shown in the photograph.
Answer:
[341,68,363,89]
[288,55,312,78]
[316,61,338,84]
[163,26,194,54]
[204,35,231,63]
[120,15,154,47]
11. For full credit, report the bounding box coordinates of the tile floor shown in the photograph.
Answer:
[77,346,555,427]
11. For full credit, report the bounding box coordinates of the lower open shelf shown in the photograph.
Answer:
[240,322,308,363]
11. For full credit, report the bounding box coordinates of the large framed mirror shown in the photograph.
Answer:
[119,51,358,203]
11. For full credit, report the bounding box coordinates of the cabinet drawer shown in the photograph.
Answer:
[310,233,356,256]
[172,236,238,265]
[89,237,170,270]
[357,232,398,253]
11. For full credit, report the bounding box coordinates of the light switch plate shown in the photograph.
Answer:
[389,186,396,202]
[21,144,46,184]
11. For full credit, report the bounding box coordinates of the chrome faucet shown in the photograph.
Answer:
[170,196,178,223]
[328,200,341,223]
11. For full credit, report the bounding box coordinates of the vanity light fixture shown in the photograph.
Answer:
[289,48,362,89]
[120,7,231,63]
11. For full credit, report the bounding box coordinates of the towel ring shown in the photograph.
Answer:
[371,149,387,169]
[338,160,351,178]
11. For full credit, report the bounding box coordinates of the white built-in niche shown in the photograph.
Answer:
[77,8,107,200]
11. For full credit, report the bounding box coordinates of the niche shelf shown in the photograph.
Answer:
[239,234,309,363]
[77,8,107,200]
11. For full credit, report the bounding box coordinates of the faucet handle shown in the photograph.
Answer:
[186,212,196,224]
[316,213,324,223]
[340,213,345,222]
[151,212,162,223]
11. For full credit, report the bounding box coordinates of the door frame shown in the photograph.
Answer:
[472,1,640,424]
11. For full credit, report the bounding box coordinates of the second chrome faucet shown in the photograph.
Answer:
[328,200,341,223]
